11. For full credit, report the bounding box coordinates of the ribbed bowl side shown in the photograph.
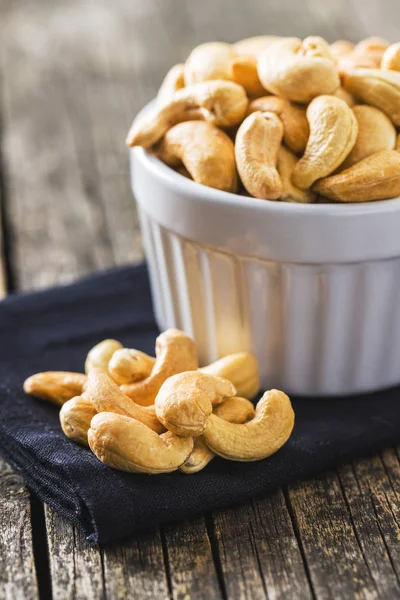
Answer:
[138,207,400,396]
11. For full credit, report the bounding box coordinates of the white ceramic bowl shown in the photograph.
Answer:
[130,106,400,396]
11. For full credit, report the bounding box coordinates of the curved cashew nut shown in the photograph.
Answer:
[277,146,315,204]
[200,352,260,399]
[329,40,355,60]
[88,413,193,474]
[230,55,266,97]
[60,395,97,446]
[23,371,87,406]
[342,68,400,126]
[184,42,235,84]
[86,370,165,433]
[155,371,236,437]
[202,389,294,461]
[127,80,248,148]
[257,37,339,103]
[292,95,358,189]
[235,111,283,199]
[85,339,123,374]
[156,121,237,193]
[334,88,356,107]
[381,43,400,72]
[120,329,198,406]
[108,348,155,385]
[313,150,400,202]
[339,37,389,72]
[157,64,185,105]
[248,96,309,154]
[233,36,282,59]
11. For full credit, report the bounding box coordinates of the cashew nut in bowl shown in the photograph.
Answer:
[230,55,266,97]
[184,42,236,85]
[85,339,123,374]
[247,96,309,154]
[88,413,193,474]
[60,395,97,446]
[342,69,400,126]
[313,150,400,202]
[126,80,248,148]
[202,389,294,461]
[257,37,339,103]
[277,146,315,204]
[381,43,400,72]
[23,371,87,406]
[108,348,155,385]
[329,40,355,60]
[157,64,185,105]
[156,121,238,193]
[233,35,281,59]
[292,95,358,189]
[235,111,283,200]
[120,329,198,406]
[200,352,260,399]
[86,370,165,433]
[334,88,356,107]
[155,371,236,437]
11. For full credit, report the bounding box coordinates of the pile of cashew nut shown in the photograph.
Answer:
[23,329,295,475]
[127,35,400,203]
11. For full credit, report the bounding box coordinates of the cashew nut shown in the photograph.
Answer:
[340,105,396,169]
[339,37,390,73]
[233,36,281,58]
[235,111,283,200]
[85,339,123,374]
[334,88,356,107]
[120,329,198,406]
[277,146,315,203]
[156,121,238,192]
[381,43,400,72]
[202,389,294,461]
[230,55,266,97]
[126,80,248,148]
[86,370,165,433]
[257,37,339,103]
[248,96,309,154]
[329,40,355,60]
[88,413,193,474]
[342,68,400,126]
[313,149,400,202]
[184,42,236,85]
[155,371,236,437]
[108,348,155,385]
[157,64,185,105]
[292,95,358,189]
[59,395,97,446]
[23,371,87,406]
[397,134,400,153]
[200,351,260,399]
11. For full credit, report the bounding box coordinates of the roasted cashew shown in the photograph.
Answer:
[233,36,281,58]
[59,395,97,446]
[381,43,400,72]
[23,371,87,406]
[235,111,283,200]
[155,371,236,437]
[180,396,255,474]
[156,121,238,193]
[313,149,400,202]
[292,95,358,189]
[202,389,294,461]
[342,68,400,126]
[397,134,400,153]
[120,329,198,406]
[88,413,193,474]
[85,339,123,374]
[257,37,339,103]
[127,80,248,148]
[86,370,165,433]
[200,351,260,399]
[339,37,390,72]
[184,42,236,85]
[248,96,309,154]
[230,55,266,97]
[277,146,315,203]
[341,105,396,169]
[329,40,355,60]
[157,64,185,105]
[108,349,155,385]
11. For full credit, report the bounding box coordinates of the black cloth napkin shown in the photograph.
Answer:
[0,264,399,545]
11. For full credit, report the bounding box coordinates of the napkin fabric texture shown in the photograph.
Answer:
[0,264,399,545]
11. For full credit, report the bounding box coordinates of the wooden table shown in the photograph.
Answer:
[1,1,400,598]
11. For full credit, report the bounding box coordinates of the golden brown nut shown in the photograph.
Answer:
[59,396,97,446]
[202,389,294,461]
[248,96,309,154]
[235,111,283,199]
[184,42,235,84]
[342,68,400,126]
[313,150,400,202]
[155,371,236,437]
[156,121,238,193]
[277,146,315,203]
[257,37,339,103]
[200,351,260,399]
[292,95,358,189]
[397,134,400,152]
[108,349,155,385]
[88,412,193,474]
[157,64,185,105]
[121,329,198,406]
[85,339,123,374]
[341,105,396,169]
[230,55,266,97]
[23,372,87,406]
[381,42,400,71]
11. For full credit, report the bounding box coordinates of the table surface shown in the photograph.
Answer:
[1,1,400,598]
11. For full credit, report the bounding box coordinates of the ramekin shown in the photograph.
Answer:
[130,106,400,396]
